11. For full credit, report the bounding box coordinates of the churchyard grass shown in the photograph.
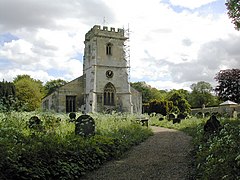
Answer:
[0,112,152,179]
[150,115,240,179]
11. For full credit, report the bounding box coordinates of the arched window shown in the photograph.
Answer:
[106,43,112,55]
[104,83,115,106]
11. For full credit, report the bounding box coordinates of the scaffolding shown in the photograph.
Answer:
[124,24,131,81]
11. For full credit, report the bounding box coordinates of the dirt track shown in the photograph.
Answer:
[83,126,193,180]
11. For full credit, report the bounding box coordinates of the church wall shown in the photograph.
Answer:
[42,76,84,113]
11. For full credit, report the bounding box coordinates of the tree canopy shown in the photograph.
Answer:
[14,75,45,111]
[44,79,68,95]
[188,81,219,108]
[226,0,240,30]
[167,92,191,114]
[130,82,166,103]
[215,69,240,103]
[0,80,17,111]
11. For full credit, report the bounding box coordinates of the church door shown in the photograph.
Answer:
[66,96,76,113]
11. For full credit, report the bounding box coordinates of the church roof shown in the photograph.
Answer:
[219,100,238,106]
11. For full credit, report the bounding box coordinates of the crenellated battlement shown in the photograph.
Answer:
[85,25,126,40]
[93,25,124,33]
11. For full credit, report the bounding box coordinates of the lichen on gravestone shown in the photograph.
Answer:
[75,115,95,137]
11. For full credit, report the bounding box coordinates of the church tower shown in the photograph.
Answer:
[83,25,133,113]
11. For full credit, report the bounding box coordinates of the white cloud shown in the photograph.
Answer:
[0,0,239,91]
[168,0,218,9]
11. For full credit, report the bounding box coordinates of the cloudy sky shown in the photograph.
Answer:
[0,0,239,90]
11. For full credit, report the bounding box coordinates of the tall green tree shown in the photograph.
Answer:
[226,0,240,30]
[148,100,173,116]
[14,75,44,111]
[44,79,67,95]
[130,82,154,103]
[189,81,218,108]
[167,92,191,113]
[215,69,240,103]
[131,81,168,104]
[0,80,17,111]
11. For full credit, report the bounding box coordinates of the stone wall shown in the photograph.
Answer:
[42,76,84,113]
[191,104,240,118]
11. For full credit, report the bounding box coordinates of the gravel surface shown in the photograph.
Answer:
[83,126,193,180]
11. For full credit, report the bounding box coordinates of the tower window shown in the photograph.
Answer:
[104,83,115,106]
[106,43,112,55]
[88,45,91,54]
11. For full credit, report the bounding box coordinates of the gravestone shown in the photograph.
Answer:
[177,113,186,120]
[75,115,95,137]
[69,112,76,122]
[159,117,164,121]
[168,113,175,121]
[28,116,43,131]
[204,115,221,134]
[173,118,181,124]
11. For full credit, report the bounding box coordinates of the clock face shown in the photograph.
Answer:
[106,70,114,78]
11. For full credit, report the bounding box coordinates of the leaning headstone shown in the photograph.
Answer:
[28,116,43,131]
[75,115,95,137]
[204,115,221,134]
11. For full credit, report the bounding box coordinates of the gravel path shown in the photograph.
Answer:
[83,126,193,180]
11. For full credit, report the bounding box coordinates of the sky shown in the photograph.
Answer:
[0,0,239,91]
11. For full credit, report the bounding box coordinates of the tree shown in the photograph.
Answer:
[130,82,154,103]
[189,81,218,108]
[226,0,240,30]
[14,75,44,111]
[0,80,17,111]
[190,81,213,93]
[168,92,191,114]
[44,79,67,95]
[148,100,173,116]
[215,69,240,103]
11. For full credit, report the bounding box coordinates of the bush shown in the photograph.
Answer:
[0,112,152,179]
[150,116,240,179]
[195,120,240,179]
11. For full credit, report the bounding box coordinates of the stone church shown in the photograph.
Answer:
[42,25,142,114]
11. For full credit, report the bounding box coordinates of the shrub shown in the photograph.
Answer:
[150,116,240,179]
[0,112,152,179]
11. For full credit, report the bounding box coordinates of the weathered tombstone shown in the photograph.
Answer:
[204,115,222,134]
[173,118,181,124]
[75,115,95,137]
[177,113,186,120]
[159,117,164,121]
[28,116,43,131]
[168,113,175,121]
[69,112,76,122]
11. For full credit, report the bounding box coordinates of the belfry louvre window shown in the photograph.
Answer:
[66,96,76,113]
[106,43,112,55]
[104,83,115,106]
